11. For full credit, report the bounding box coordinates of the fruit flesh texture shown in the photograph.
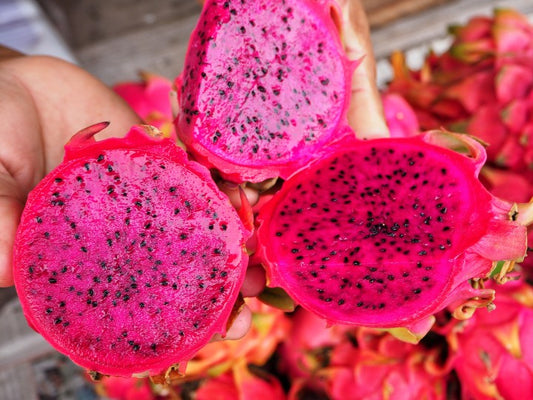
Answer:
[177,0,352,182]
[13,127,248,376]
[258,137,492,327]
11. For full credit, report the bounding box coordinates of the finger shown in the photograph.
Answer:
[0,55,141,173]
[222,304,252,341]
[340,0,389,139]
[240,264,266,298]
[0,171,24,287]
[0,197,23,287]
[218,182,260,209]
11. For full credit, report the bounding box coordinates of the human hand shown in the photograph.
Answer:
[0,48,141,287]
[336,0,390,139]
[0,46,259,341]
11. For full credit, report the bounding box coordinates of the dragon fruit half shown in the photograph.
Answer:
[257,130,527,338]
[176,0,355,183]
[13,123,249,377]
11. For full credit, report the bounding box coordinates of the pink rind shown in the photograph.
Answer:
[13,124,250,377]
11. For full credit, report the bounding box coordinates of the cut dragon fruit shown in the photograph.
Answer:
[13,123,249,377]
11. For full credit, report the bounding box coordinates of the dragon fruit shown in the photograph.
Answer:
[318,330,450,400]
[176,0,355,183]
[195,360,287,400]
[281,313,451,400]
[382,93,420,138]
[176,297,291,381]
[257,130,527,338]
[448,279,533,400]
[114,72,176,137]
[13,123,249,377]
[279,307,351,380]
[99,376,155,400]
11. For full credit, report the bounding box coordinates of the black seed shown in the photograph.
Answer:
[54,318,62,325]
[338,299,345,305]
[413,288,422,294]
[48,278,57,284]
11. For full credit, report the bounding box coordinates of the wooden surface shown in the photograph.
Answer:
[361,0,450,27]
[34,0,533,86]
[35,0,458,85]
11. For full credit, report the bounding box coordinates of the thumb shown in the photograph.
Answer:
[0,172,24,287]
[340,0,389,139]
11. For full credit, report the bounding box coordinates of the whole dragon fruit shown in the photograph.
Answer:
[320,330,449,400]
[257,131,527,338]
[176,0,355,183]
[448,279,533,400]
[194,360,287,400]
[113,72,176,138]
[280,312,450,400]
[382,93,420,138]
[13,123,249,377]
[99,376,155,400]
[177,298,291,381]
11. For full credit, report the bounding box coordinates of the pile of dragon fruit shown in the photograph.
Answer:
[11,1,533,399]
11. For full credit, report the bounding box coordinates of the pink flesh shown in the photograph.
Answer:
[177,0,351,182]
[14,134,247,376]
[258,138,492,326]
